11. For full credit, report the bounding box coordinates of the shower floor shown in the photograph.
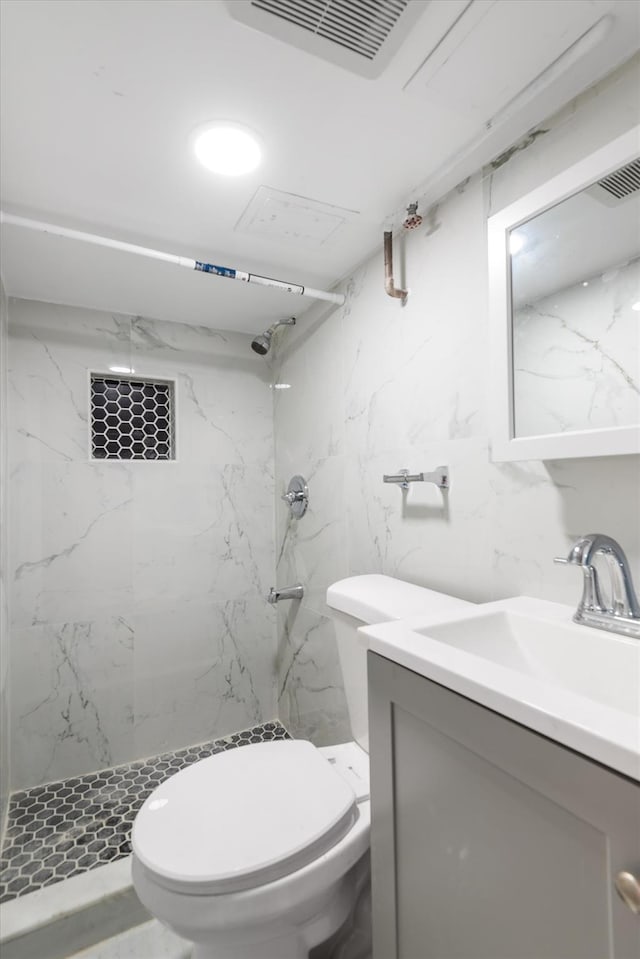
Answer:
[0,721,290,904]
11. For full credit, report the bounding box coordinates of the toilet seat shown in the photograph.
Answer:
[132,740,358,895]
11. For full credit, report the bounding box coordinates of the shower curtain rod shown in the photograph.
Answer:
[0,211,346,307]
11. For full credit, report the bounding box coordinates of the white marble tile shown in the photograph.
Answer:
[10,616,135,789]
[132,462,273,610]
[131,317,274,472]
[133,598,277,757]
[8,301,133,466]
[8,303,277,787]
[10,460,134,628]
[274,137,640,736]
[276,453,348,618]
[345,438,494,604]
[277,604,350,745]
[272,305,346,466]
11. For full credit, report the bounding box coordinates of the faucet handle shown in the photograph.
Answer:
[555,549,605,614]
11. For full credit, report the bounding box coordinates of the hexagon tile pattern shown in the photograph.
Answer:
[90,375,174,460]
[0,722,290,903]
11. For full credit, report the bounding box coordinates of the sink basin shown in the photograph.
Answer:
[417,609,637,715]
[360,596,640,781]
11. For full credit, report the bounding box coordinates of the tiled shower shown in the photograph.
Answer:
[1,300,283,904]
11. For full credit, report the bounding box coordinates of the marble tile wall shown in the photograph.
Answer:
[272,56,640,743]
[0,280,10,834]
[513,257,640,437]
[8,300,277,790]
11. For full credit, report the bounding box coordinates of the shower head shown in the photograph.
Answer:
[251,317,296,355]
[403,201,423,230]
[251,332,271,355]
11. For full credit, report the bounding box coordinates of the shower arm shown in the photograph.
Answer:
[0,211,346,307]
[383,231,408,302]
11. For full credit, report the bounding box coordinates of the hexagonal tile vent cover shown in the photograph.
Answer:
[90,374,175,460]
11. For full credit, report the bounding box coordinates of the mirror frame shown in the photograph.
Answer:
[488,124,640,462]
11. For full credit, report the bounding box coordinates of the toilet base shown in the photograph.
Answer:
[147,868,362,959]
[183,876,352,959]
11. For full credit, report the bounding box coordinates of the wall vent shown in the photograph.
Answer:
[598,158,640,200]
[588,157,640,207]
[90,374,175,461]
[225,0,425,78]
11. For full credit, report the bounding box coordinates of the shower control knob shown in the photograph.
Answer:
[282,490,304,505]
[281,475,309,519]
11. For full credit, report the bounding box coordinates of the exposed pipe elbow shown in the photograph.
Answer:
[383,231,408,301]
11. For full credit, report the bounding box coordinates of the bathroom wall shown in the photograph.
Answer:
[513,257,640,437]
[273,56,640,743]
[8,300,276,789]
[0,280,10,832]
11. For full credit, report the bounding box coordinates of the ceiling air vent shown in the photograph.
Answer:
[588,157,640,207]
[225,0,426,78]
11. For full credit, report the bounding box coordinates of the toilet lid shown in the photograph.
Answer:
[132,740,357,894]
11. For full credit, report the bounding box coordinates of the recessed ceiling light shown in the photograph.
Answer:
[632,301,640,312]
[193,123,262,176]
[109,365,135,374]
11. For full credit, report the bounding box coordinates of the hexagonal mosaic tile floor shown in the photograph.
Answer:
[0,722,290,903]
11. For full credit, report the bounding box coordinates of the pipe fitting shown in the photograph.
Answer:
[383,231,408,302]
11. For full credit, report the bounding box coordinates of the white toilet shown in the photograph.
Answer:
[131,575,470,959]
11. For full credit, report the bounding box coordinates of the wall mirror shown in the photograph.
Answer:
[488,125,640,461]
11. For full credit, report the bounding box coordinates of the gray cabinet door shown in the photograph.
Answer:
[368,653,640,959]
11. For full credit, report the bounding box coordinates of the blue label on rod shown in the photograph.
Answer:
[195,261,236,278]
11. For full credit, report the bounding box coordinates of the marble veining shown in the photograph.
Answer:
[273,75,640,741]
[8,300,277,789]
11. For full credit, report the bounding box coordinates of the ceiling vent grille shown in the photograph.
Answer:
[597,158,640,200]
[250,0,409,61]
[225,0,424,78]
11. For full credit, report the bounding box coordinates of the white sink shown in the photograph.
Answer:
[417,609,638,715]
[360,596,640,781]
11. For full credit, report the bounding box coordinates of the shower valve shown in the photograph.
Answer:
[281,475,309,518]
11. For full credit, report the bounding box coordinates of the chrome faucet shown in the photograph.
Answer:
[555,533,640,638]
[267,584,304,604]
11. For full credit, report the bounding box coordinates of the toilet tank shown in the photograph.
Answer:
[326,575,472,753]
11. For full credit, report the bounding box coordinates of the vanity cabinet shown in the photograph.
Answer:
[368,652,640,959]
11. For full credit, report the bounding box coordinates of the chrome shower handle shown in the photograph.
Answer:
[281,475,309,518]
[281,489,305,505]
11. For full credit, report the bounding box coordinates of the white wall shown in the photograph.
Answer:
[272,56,640,744]
[8,300,277,789]
[0,280,10,832]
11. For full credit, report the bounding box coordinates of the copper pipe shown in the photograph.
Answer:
[383,231,408,301]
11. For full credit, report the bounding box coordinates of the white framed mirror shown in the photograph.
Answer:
[488,124,640,462]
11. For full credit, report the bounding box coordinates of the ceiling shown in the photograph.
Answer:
[1,0,639,333]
